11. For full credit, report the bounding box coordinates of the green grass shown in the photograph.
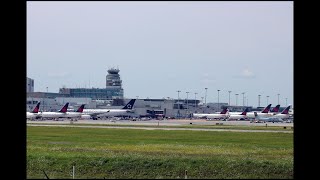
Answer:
[27,126,293,179]
[27,122,293,131]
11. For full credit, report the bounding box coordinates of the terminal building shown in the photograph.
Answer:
[26,77,34,93]
[27,67,258,118]
[27,68,124,111]
[58,68,124,99]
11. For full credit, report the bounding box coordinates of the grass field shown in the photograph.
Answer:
[27,126,293,179]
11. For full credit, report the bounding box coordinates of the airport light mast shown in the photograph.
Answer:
[205,88,208,106]
[277,94,280,105]
[186,91,189,117]
[217,89,220,110]
[177,90,181,118]
[194,93,197,110]
[286,98,288,106]
[266,95,269,105]
[235,94,239,106]
[242,92,245,107]
[228,91,231,105]
[258,94,261,107]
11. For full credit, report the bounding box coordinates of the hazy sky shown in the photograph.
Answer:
[27,1,293,107]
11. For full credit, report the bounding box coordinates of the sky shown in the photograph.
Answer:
[27,1,293,107]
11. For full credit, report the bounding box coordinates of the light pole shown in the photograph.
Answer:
[286,98,288,106]
[201,97,204,105]
[242,92,245,106]
[205,88,208,106]
[266,96,269,105]
[194,92,197,109]
[258,95,261,107]
[177,90,181,116]
[43,87,48,110]
[186,92,189,116]
[228,91,231,105]
[217,90,220,110]
[277,94,280,105]
[235,94,239,106]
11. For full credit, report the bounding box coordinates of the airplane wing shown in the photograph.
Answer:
[87,110,110,117]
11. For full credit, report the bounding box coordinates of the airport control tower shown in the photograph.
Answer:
[106,68,122,87]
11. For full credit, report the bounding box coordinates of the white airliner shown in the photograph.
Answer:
[253,112,283,123]
[82,99,136,120]
[65,104,86,119]
[272,105,291,119]
[193,107,229,120]
[228,107,249,120]
[39,103,69,120]
[26,102,41,120]
[246,104,273,118]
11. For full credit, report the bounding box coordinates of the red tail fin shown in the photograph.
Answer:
[59,103,69,113]
[32,102,41,113]
[261,104,272,113]
[281,106,291,114]
[220,107,228,114]
[270,105,280,112]
[240,107,249,115]
[76,104,85,112]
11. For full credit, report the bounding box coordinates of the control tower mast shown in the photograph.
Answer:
[106,68,122,87]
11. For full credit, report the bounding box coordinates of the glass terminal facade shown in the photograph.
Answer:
[58,68,124,100]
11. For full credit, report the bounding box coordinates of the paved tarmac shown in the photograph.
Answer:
[27,119,293,133]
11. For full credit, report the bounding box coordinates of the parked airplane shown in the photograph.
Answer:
[65,104,86,119]
[193,107,229,120]
[269,105,280,115]
[272,105,291,119]
[82,99,136,120]
[246,104,272,118]
[39,103,69,120]
[253,112,283,123]
[26,102,41,120]
[228,107,249,120]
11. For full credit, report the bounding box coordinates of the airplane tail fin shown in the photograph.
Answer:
[281,105,291,114]
[122,99,136,109]
[270,105,280,112]
[32,102,41,113]
[58,103,69,113]
[240,107,249,115]
[76,104,85,113]
[261,104,272,113]
[220,107,228,114]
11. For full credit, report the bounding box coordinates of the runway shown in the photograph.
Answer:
[27,119,293,133]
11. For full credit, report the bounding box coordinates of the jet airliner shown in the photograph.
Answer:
[82,99,136,120]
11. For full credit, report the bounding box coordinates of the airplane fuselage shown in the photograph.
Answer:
[39,112,67,118]
[193,113,228,119]
[26,112,41,119]
[228,114,247,120]
[247,112,272,118]
[272,114,290,119]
